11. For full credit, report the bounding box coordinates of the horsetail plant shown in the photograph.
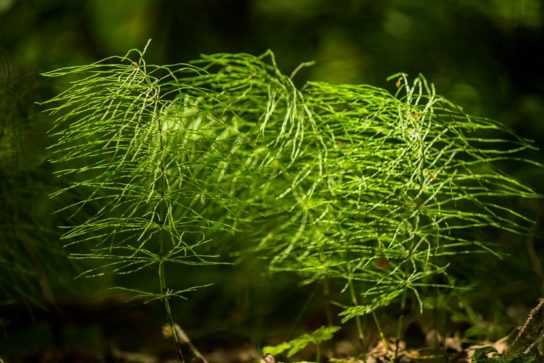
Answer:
[260,73,541,346]
[43,44,540,357]
[43,45,229,361]
[188,54,540,345]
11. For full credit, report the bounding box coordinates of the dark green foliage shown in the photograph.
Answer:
[0,59,69,306]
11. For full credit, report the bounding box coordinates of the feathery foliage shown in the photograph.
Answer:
[43,45,225,355]
[259,74,540,322]
[43,45,539,345]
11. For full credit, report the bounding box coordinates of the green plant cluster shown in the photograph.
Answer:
[43,45,539,341]
[263,325,340,358]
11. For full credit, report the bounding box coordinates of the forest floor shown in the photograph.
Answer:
[1,298,540,363]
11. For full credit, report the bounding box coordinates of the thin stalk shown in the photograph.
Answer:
[322,279,333,327]
[322,279,333,359]
[172,324,209,363]
[155,86,186,363]
[372,312,388,350]
[348,278,365,348]
[159,259,186,363]
[156,99,208,363]
[394,291,408,361]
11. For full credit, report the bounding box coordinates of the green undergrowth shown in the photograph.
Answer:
[472,348,537,363]
[42,43,541,354]
[264,326,340,361]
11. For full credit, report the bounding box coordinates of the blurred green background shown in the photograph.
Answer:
[1,0,544,358]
